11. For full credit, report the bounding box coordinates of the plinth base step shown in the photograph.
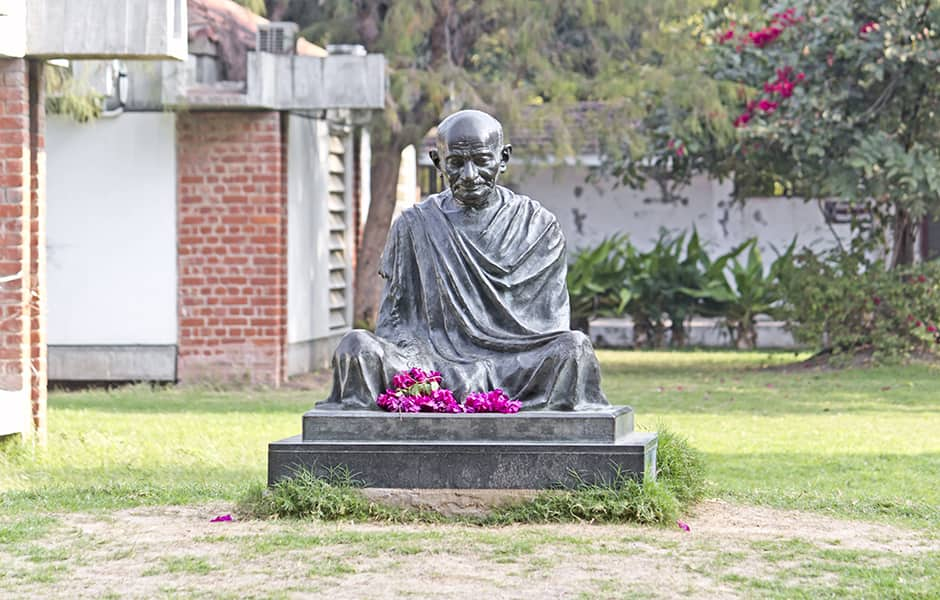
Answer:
[268,433,658,489]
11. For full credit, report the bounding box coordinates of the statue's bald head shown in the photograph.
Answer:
[436,110,504,149]
[430,110,513,209]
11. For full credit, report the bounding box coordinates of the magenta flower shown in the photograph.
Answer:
[377,369,520,414]
[677,519,691,532]
[210,514,232,523]
[464,389,521,414]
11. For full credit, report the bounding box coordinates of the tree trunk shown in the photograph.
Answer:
[353,142,405,328]
[670,321,687,348]
[735,321,757,350]
[890,208,918,268]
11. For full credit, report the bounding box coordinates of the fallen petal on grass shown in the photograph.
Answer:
[210,514,232,523]
[677,520,691,532]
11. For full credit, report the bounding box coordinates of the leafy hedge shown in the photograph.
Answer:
[781,248,940,361]
[568,232,940,359]
[567,231,794,348]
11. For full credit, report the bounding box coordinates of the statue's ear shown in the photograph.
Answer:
[429,149,441,170]
[500,144,512,171]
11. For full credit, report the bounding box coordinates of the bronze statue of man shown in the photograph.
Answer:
[321,109,609,411]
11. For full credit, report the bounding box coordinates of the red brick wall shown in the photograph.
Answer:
[176,111,288,385]
[0,58,45,439]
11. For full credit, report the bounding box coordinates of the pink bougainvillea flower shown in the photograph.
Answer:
[928,325,937,333]
[757,99,779,113]
[859,21,878,35]
[734,112,752,127]
[677,520,691,532]
[210,514,232,523]
[748,26,783,48]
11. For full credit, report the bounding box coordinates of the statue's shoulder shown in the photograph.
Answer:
[502,186,559,228]
[394,194,444,229]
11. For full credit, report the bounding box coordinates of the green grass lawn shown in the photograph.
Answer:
[2,351,939,530]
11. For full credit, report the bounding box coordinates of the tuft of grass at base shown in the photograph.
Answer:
[486,425,705,525]
[239,426,705,526]
[237,466,442,523]
[485,473,679,525]
[652,426,707,505]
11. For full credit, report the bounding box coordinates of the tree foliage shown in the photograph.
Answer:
[44,63,103,123]
[232,0,266,16]
[266,0,745,324]
[702,0,940,266]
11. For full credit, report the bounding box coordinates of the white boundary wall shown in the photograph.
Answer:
[513,166,851,259]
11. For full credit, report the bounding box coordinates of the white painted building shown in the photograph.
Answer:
[44,0,385,383]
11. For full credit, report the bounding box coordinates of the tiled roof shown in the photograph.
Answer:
[188,0,326,82]
[419,101,627,163]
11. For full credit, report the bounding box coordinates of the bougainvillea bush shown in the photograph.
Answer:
[706,1,940,267]
[376,368,521,413]
[781,247,940,361]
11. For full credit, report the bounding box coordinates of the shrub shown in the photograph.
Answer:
[781,248,940,361]
[687,238,796,348]
[566,234,634,332]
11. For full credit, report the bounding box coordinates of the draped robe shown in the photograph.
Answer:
[322,186,609,411]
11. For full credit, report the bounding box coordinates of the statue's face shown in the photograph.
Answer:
[431,114,511,209]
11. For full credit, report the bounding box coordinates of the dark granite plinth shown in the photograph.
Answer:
[302,407,634,443]
[268,406,658,490]
[268,433,657,489]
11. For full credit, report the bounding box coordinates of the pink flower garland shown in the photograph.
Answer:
[376,367,521,414]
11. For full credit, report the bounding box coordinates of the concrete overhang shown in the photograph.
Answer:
[168,52,386,111]
[1,0,187,60]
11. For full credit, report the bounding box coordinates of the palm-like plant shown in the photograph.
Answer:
[566,235,634,332]
[686,238,796,348]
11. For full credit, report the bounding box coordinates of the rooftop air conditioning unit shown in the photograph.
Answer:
[257,22,298,54]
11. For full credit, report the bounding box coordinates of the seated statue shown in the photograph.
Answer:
[320,110,609,411]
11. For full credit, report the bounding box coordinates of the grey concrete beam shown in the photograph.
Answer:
[23,0,187,60]
[166,53,386,111]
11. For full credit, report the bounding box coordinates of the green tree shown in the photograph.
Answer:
[268,0,740,326]
[702,0,940,267]
[233,0,266,15]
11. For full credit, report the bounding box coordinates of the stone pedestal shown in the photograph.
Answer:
[268,406,657,489]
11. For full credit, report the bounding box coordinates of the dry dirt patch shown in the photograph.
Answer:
[2,500,937,599]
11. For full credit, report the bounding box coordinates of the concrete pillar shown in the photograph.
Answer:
[28,61,46,440]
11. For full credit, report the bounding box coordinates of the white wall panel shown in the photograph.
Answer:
[287,114,331,343]
[46,112,177,344]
